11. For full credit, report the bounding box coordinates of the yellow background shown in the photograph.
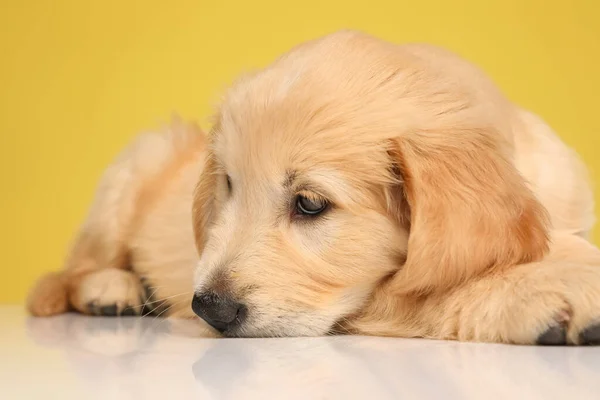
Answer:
[1,0,598,303]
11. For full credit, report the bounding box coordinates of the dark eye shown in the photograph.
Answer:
[295,194,328,216]
[226,175,232,193]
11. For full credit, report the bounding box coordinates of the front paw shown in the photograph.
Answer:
[529,266,600,346]
[73,269,144,316]
[536,313,600,346]
[449,263,600,346]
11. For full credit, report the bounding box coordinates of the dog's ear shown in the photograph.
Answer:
[387,128,550,294]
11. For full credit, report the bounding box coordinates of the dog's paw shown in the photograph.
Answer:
[517,293,600,346]
[537,318,600,346]
[536,309,570,345]
[73,269,144,316]
[445,262,600,346]
[531,274,600,346]
[578,322,600,345]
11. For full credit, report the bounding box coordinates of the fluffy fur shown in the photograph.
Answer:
[28,31,600,344]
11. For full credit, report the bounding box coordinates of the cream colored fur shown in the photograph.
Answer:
[28,31,600,344]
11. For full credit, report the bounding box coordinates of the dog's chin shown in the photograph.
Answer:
[216,316,337,338]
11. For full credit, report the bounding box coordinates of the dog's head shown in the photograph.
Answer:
[191,31,549,337]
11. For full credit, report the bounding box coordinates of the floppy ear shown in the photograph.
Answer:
[388,127,550,294]
[192,153,218,256]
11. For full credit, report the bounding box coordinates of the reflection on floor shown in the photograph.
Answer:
[2,306,600,399]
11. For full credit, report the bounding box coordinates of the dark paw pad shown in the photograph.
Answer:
[537,325,567,346]
[98,304,118,316]
[87,302,138,317]
[121,307,138,316]
[579,323,600,345]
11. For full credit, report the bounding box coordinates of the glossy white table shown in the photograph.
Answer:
[1,306,599,399]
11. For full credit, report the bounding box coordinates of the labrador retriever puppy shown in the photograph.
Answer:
[28,31,600,345]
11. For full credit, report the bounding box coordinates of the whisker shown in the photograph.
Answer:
[152,297,189,321]
[136,285,163,314]
[152,305,173,320]
[135,290,193,309]
[132,287,192,317]
[328,316,353,336]
[142,298,169,317]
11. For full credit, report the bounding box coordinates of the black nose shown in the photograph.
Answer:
[191,292,246,333]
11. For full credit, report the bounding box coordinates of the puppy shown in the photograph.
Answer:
[28,31,600,345]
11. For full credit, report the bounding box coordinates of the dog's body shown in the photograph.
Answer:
[28,31,600,345]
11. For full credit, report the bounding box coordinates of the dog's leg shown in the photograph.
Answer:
[28,121,206,317]
[26,221,145,318]
[27,137,153,317]
[27,124,201,317]
[349,232,600,345]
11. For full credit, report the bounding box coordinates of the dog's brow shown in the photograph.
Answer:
[284,169,339,204]
[284,169,326,195]
[284,169,298,188]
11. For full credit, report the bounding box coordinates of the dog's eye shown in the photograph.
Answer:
[295,194,328,216]
[226,175,232,193]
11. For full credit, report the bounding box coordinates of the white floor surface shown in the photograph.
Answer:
[1,305,599,399]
